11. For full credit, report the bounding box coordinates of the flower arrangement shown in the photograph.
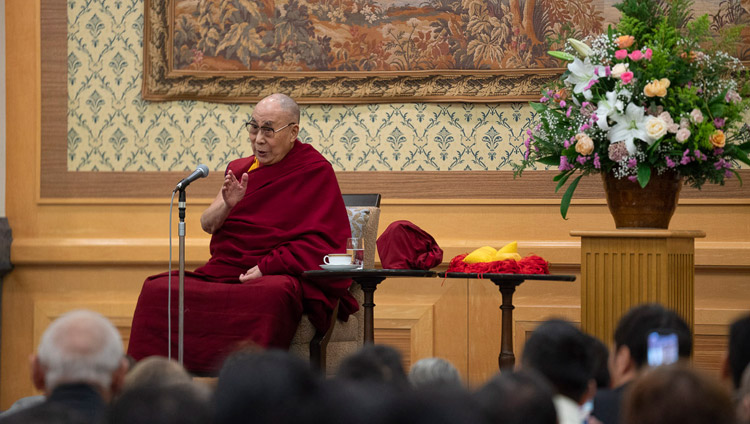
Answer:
[514,0,750,218]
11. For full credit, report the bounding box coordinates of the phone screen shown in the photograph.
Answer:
[647,331,678,367]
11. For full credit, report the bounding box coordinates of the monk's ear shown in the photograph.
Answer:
[30,354,46,392]
[290,123,299,141]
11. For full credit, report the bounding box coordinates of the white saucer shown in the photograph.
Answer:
[319,264,360,270]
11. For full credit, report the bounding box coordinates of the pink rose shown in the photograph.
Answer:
[621,71,634,84]
[643,48,653,60]
[690,108,703,124]
[676,128,691,143]
[615,49,628,60]
[628,50,643,61]
[658,111,673,125]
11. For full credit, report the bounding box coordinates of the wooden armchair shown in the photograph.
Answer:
[289,194,381,374]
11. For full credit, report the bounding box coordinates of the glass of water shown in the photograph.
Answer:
[346,237,364,269]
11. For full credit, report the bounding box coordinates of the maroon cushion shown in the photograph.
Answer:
[376,220,443,270]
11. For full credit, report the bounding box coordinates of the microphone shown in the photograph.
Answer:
[174,164,209,191]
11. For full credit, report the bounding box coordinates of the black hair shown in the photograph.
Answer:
[107,382,211,424]
[613,303,692,369]
[474,370,557,424]
[521,319,594,402]
[728,314,750,389]
[213,349,321,424]
[335,344,409,391]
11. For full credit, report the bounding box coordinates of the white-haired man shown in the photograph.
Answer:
[2,309,128,423]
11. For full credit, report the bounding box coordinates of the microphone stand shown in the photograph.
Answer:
[177,188,186,365]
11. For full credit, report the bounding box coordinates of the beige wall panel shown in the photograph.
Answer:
[374,304,434,371]
[0,265,156,407]
[376,277,468,378]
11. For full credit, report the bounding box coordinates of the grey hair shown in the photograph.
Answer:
[37,309,124,391]
[408,357,462,389]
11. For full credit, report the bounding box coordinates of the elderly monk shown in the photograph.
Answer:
[127,94,357,373]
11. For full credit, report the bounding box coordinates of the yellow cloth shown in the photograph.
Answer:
[464,241,520,263]
[248,158,260,172]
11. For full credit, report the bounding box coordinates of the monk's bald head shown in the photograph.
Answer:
[257,93,300,125]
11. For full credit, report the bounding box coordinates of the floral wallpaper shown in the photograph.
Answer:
[67,0,532,172]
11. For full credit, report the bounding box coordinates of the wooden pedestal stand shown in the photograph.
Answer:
[571,230,705,344]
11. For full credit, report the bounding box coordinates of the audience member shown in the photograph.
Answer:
[120,356,192,393]
[738,365,750,424]
[586,335,611,389]
[408,357,462,389]
[106,383,211,424]
[1,309,128,424]
[474,370,557,424]
[520,319,594,424]
[591,303,691,424]
[377,386,489,424]
[336,344,410,391]
[723,313,750,391]
[213,349,321,424]
[622,364,734,424]
[0,402,89,424]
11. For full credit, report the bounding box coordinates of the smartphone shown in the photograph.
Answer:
[647,331,679,367]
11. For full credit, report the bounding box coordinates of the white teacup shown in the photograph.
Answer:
[324,253,352,265]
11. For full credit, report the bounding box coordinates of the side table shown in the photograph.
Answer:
[439,272,576,370]
[303,269,437,343]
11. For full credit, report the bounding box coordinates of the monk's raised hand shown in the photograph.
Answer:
[239,265,262,283]
[222,170,249,209]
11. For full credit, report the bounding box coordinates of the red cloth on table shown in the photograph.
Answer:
[446,253,549,274]
[128,140,357,373]
[376,220,443,270]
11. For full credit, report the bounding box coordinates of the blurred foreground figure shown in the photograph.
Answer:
[622,364,734,424]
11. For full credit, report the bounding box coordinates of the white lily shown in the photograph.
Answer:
[608,103,649,155]
[565,58,604,100]
[594,91,620,130]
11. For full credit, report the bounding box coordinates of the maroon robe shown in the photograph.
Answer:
[128,140,358,372]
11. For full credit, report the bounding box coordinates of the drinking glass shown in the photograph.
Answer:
[346,238,364,269]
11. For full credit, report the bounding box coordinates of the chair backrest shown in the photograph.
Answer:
[343,194,381,269]
[343,193,381,208]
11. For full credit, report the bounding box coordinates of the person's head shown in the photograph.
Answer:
[106,382,212,424]
[213,349,321,424]
[120,356,192,394]
[1,402,89,424]
[336,344,409,391]
[724,313,750,390]
[474,370,557,424]
[738,365,750,424]
[622,364,734,424]
[245,93,300,166]
[378,386,488,424]
[585,334,611,389]
[611,303,692,387]
[408,357,462,389]
[31,309,127,399]
[520,319,593,403]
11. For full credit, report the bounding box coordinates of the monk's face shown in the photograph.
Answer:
[247,100,299,166]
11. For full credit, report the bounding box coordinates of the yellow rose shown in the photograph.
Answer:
[710,130,726,148]
[645,116,667,141]
[575,133,594,155]
[616,35,635,48]
[644,78,671,97]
